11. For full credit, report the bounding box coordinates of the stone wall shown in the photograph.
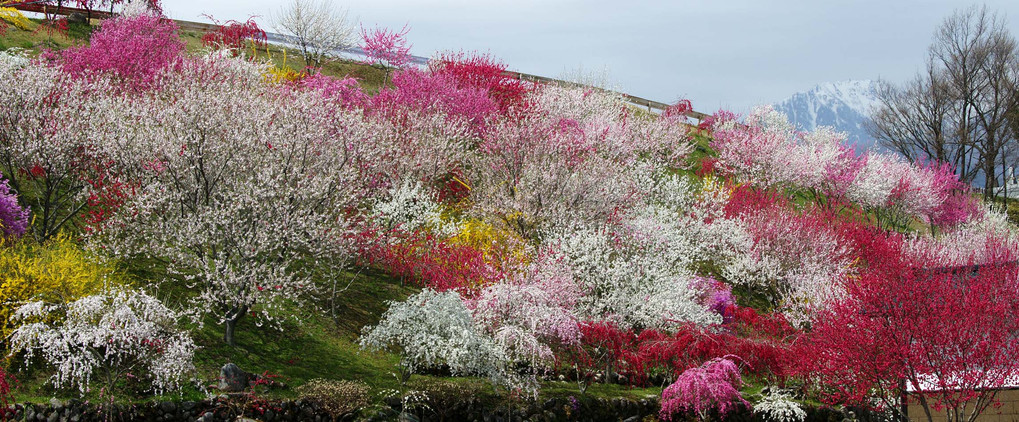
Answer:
[6,394,869,422]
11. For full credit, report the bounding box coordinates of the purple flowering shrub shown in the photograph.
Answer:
[0,173,28,243]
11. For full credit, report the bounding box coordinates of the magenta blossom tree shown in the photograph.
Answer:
[0,172,28,243]
[360,23,411,84]
[58,9,184,90]
[660,356,750,421]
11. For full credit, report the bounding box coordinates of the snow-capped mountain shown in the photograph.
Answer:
[773,80,882,151]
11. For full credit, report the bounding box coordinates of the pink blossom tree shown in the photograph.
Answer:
[360,23,411,84]
[58,9,184,90]
[660,356,750,421]
[0,172,28,244]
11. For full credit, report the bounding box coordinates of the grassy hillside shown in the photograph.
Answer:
[2,18,389,92]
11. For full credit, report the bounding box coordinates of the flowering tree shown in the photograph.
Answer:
[469,253,583,366]
[360,289,507,385]
[58,9,184,90]
[93,56,362,345]
[0,64,125,241]
[428,51,532,113]
[9,289,196,395]
[801,230,1019,422]
[0,172,27,243]
[272,0,357,70]
[708,106,979,230]
[201,17,268,54]
[361,24,412,70]
[660,356,749,421]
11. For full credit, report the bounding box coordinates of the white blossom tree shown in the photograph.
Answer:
[360,289,508,386]
[93,56,364,345]
[9,289,196,395]
[272,0,358,70]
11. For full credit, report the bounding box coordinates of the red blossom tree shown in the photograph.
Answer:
[200,17,268,54]
[800,229,1019,422]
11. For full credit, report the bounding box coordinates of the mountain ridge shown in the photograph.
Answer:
[773,80,882,151]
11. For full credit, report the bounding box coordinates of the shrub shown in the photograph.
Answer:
[59,12,184,89]
[409,378,491,420]
[755,390,807,422]
[0,172,28,244]
[0,236,110,342]
[360,289,508,386]
[10,288,196,395]
[296,379,372,420]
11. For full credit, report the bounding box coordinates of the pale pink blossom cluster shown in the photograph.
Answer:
[710,106,979,227]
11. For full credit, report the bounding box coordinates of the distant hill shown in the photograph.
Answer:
[773,80,882,151]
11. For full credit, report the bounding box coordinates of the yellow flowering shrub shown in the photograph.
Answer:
[0,7,31,31]
[264,65,306,84]
[0,236,113,342]
[448,218,529,273]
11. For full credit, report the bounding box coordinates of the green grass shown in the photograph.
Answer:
[1,19,389,93]
[0,18,92,51]
[190,268,417,395]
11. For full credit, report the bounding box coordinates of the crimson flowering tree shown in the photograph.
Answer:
[660,356,749,421]
[429,51,532,113]
[200,17,268,54]
[800,227,1019,422]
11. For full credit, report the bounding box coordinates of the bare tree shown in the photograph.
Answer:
[271,0,357,70]
[869,63,973,180]
[869,5,1019,198]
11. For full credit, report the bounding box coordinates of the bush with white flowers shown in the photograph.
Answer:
[9,289,196,395]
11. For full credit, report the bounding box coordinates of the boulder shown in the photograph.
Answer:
[217,363,255,392]
[66,12,87,25]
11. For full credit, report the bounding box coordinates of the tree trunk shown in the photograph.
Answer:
[984,155,999,201]
[223,304,248,346]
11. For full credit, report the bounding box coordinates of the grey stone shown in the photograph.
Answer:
[46,411,58,422]
[159,401,175,413]
[218,363,254,392]
[623,417,640,422]
[66,12,87,25]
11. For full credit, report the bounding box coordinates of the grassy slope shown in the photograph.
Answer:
[1,19,673,406]
[2,19,853,414]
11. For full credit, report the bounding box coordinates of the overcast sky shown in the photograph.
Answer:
[162,0,1019,114]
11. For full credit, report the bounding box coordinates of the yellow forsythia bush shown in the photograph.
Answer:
[0,7,31,31]
[448,218,529,272]
[0,236,113,342]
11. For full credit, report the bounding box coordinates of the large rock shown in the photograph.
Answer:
[66,12,88,25]
[217,363,255,392]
